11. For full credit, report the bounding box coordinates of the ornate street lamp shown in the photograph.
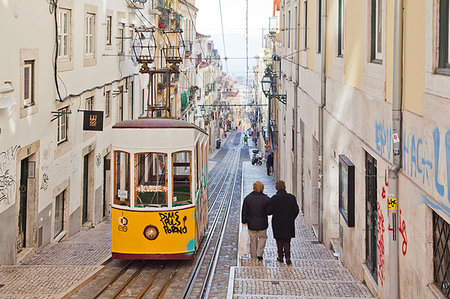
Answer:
[261,72,272,98]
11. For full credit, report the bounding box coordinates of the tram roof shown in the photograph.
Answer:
[112,118,207,135]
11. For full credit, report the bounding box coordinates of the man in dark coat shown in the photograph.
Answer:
[266,152,273,175]
[242,181,271,260]
[269,180,299,264]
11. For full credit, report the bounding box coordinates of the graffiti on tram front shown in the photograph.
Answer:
[159,212,187,234]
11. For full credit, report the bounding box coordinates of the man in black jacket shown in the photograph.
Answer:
[269,180,299,264]
[242,181,271,260]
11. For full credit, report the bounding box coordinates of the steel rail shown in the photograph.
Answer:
[199,146,241,298]
[135,263,166,299]
[181,145,241,298]
[92,260,135,299]
[112,261,146,298]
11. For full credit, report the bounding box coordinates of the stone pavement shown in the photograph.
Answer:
[227,157,375,299]
[0,221,111,298]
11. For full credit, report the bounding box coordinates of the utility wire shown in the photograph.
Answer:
[218,0,229,73]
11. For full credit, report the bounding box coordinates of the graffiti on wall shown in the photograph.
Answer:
[0,145,21,205]
[375,123,450,215]
[377,170,388,286]
[159,212,187,234]
[399,209,407,256]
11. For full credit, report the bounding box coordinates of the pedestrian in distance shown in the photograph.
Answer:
[244,134,248,145]
[266,151,273,176]
[242,181,271,261]
[269,180,299,265]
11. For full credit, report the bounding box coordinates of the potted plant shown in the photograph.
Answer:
[158,15,165,29]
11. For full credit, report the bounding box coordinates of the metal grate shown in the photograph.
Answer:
[433,211,450,298]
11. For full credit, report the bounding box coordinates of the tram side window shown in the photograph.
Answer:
[135,153,167,207]
[114,151,130,206]
[172,151,192,206]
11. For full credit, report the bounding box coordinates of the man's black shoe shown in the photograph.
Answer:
[286,259,292,265]
[257,256,263,261]
[277,258,283,263]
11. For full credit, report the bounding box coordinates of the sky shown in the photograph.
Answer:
[195,0,273,77]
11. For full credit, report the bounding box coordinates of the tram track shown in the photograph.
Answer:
[181,142,242,298]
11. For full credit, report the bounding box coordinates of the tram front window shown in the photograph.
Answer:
[135,153,167,207]
[114,151,130,206]
[172,151,192,206]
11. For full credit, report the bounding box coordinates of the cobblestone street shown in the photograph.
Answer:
[227,157,374,298]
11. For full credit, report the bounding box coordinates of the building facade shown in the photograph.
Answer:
[0,0,223,266]
[265,0,450,298]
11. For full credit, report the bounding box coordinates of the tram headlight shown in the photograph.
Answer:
[143,225,159,240]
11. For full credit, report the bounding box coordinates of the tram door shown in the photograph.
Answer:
[17,158,28,252]
[82,154,89,223]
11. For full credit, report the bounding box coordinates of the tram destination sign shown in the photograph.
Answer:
[83,110,104,131]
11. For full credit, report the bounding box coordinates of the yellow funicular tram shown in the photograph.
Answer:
[111,22,208,259]
[111,119,208,259]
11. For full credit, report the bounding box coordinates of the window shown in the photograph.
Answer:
[294,6,298,53]
[283,13,286,47]
[338,0,344,57]
[118,86,124,121]
[114,151,130,206]
[288,10,291,48]
[54,190,65,238]
[129,26,134,53]
[433,212,450,298]
[304,0,308,49]
[58,9,70,59]
[317,0,322,53]
[135,153,167,207]
[118,23,125,54]
[129,80,134,120]
[106,15,112,45]
[23,60,35,107]
[105,91,111,117]
[291,109,295,152]
[438,0,450,73]
[57,107,68,144]
[85,13,95,57]
[339,155,355,227]
[85,96,94,110]
[172,151,192,206]
[371,0,383,62]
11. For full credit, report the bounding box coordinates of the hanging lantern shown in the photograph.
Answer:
[132,26,157,67]
[161,13,185,66]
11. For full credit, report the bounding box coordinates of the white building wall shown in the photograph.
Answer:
[0,0,152,264]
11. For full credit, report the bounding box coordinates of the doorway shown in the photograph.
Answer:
[82,154,89,224]
[17,158,28,252]
[365,152,378,283]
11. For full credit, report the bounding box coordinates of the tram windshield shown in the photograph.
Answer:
[114,151,130,206]
[172,151,192,206]
[135,153,168,207]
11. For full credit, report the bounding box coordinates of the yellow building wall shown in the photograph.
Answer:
[343,0,364,89]
[385,0,394,103]
[307,0,317,69]
[325,0,335,76]
[402,0,425,115]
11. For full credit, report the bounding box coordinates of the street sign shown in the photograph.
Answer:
[83,110,104,131]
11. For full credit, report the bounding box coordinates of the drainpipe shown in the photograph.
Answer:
[318,0,327,242]
[388,0,402,298]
